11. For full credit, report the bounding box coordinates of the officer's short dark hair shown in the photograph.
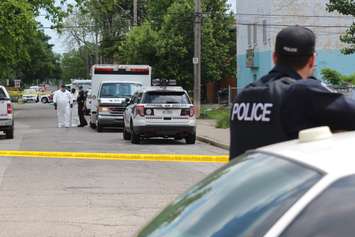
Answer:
[275,26,316,70]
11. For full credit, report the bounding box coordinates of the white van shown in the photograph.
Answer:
[89,65,152,132]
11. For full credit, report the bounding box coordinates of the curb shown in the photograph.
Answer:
[197,136,229,151]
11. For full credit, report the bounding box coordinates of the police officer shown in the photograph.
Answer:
[230,26,355,159]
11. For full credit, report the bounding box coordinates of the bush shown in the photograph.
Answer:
[200,106,230,129]
[321,68,355,86]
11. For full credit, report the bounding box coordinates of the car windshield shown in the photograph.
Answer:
[137,152,322,237]
[23,89,36,94]
[100,83,141,98]
[142,91,190,104]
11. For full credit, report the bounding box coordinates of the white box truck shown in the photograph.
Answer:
[89,64,152,132]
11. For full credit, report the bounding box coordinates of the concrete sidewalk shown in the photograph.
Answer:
[196,120,229,151]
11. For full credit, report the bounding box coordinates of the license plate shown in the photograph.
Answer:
[162,110,173,115]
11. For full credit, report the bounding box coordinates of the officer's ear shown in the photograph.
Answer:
[272,52,278,64]
[307,53,316,70]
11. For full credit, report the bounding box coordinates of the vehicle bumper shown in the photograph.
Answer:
[98,114,124,127]
[0,119,13,130]
[134,125,196,138]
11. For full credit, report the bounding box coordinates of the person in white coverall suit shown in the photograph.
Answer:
[53,85,73,128]
[70,88,79,127]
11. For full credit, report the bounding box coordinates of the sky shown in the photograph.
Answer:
[39,0,237,54]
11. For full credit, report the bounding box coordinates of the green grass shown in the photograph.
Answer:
[200,106,230,129]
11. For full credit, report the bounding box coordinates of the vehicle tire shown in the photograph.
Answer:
[90,122,96,129]
[130,123,140,144]
[41,97,48,103]
[5,128,14,139]
[185,133,196,144]
[96,123,103,133]
[123,127,131,140]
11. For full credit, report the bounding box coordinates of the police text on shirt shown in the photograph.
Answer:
[231,103,273,122]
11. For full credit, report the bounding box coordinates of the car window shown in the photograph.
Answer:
[142,91,190,104]
[280,174,355,237]
[0,88,7,99]
[23,89,36,94]
[137,152,322,237]
[100,83,141,98]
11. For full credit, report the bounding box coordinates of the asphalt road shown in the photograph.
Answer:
[0,103,224,237]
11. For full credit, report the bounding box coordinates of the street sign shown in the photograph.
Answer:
[14,80,21,88]
[193,57,199,65]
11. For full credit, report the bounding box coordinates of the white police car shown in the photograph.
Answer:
[136,127,355,237]
[123,80,196,144]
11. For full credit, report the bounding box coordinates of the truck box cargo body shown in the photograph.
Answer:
[89,64,152,131]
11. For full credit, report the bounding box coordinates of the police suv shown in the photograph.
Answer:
[0,86,14,139]
[123,80,196,144]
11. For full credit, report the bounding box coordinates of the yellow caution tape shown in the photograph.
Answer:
[0,150,229,163]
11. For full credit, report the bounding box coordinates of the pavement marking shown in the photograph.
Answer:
[0,150,229,163]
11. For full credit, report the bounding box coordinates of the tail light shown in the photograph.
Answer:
[181,106,195,117]
[189,106,195,117]
[7,103,13,114]
[136,104,145,116]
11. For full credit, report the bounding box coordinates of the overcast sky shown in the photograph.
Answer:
[39,0,236,54]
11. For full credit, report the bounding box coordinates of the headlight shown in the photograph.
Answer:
[99,107,110,112]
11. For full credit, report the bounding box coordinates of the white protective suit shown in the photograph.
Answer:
[70,92,79,127]
[53,89,73,128]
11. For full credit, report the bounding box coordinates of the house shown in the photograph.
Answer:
[236,0,355,88]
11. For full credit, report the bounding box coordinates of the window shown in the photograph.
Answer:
[99,83,141,98]
[253,23,257,46]
[137,152,322,237]
[247,24,252,47]
[281,174,355,237]
[263,20,267,45]
[142,91,190,104]
[0,88,7,99]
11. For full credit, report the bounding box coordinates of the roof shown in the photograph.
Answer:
[258,130,355,176]
[142,86,185,92]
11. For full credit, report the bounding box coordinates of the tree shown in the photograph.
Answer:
[119,0,236,92]
[17,31,62,85]
[61,50,89,82]
[327,0,355,54]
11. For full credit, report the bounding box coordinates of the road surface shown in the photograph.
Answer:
[0,103,225,236]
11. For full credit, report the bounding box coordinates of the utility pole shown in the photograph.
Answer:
[133,0,138,26]
[193,0,202,117]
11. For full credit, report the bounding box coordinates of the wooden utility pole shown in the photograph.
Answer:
[193,0,202,117]
[133,0,138,26]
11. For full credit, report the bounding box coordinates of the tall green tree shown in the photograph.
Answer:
[327,0,355,54]
[119,0,236,91]
[61,49,89,82]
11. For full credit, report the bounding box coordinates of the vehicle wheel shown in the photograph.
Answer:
[130,123,140,144]
[41,97,48,103]
[185,133,196,144]
[90,122,96,129]
[96,123,103,133]
[123,127,131,140]
[5,128,14,139]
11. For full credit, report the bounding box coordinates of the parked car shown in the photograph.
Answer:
[22,89,38,103]
[0,86,14,139]
[123,80,196,144]
[136,127,355,237]
[39,92,53,103]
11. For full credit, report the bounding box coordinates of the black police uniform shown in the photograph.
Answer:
[230,65,299,159]
[230,26,355,159]
[230,64,355,159]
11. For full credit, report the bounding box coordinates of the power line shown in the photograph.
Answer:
[237,22,352,28]
[235,13,354,19]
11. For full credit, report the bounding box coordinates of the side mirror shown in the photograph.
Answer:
[125,98,131,103]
